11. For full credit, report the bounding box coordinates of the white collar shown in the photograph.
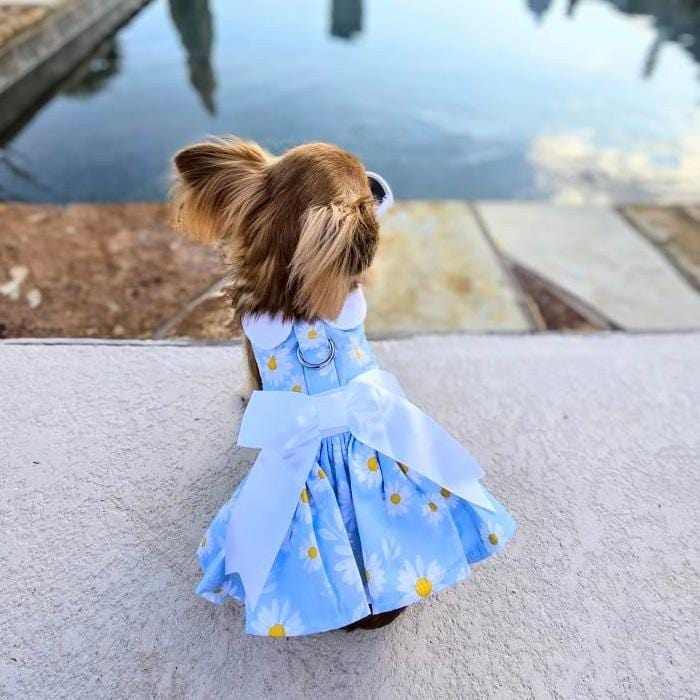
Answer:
[242,286,367,349]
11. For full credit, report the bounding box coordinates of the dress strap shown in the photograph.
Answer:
[293,320,340,393]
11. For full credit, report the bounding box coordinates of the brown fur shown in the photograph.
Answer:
[172,137,378,322]
[171,137,400,630]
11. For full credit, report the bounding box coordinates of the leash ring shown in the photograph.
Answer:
[297,339,335,369]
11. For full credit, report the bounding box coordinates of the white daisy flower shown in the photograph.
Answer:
[396,556,446,605]
[297,487,313,524]
[260,348,294,387]
[298,534,323,573]
[381,536,401,562]
[353,452,383,488]
[261,575,278,596]
[353,599,371,620]
[422,493,447,525]
[479,519,506,553]
[250,599,305,637]
[364,552,386,597]
[385,481,411,516]
[298,322,327,349]
[455,564,471,581]
[437,486,458,509]
[333,543,364,592]
[287,371,306,394]
[198,533,214,556]
[346,338,371,367]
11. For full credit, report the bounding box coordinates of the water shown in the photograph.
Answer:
[1,0,699,204]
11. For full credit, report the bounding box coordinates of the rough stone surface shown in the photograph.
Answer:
[0,5,50,48]
[2,334,698,699]
[623,205,700,291]
[478,203,700,330]
[367,201,530,334]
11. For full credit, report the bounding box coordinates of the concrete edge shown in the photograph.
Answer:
[3,329,700,348]
[0,0,150,136]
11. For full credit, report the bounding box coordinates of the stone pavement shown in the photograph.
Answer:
[0,3,52,49]
[2,333,698,698]
[1,201,699,339]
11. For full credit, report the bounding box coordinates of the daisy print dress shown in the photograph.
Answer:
[196,287,515,637]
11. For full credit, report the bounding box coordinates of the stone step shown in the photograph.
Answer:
[2,201,700,339]
[477,203,700,331]
[365,201,531,336]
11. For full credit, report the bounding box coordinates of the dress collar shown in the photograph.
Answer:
[242,286,367,349]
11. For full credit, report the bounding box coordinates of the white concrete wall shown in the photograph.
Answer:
[1,334,698,699]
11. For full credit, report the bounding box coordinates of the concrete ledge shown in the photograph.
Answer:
[0,0,149,135]
[2,334,698,698]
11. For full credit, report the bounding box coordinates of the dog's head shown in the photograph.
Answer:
[172,138,389,321]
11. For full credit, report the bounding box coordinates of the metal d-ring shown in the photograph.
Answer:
[297,338,336,369]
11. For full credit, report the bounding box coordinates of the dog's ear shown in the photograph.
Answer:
[289,196,378,318]
[171,137,271,244]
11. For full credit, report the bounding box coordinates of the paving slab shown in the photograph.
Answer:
[477,203,700,330]
[2,334,698,699]
[366,201,530,335]
[623,205,700,291]
[0,4,51,48]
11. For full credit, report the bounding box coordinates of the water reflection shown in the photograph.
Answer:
[61,38,121,97]
[330,0,363,40]
[527,0,553,23]
[168,0,217,114]
[526,0,700,79]
[604,0,700,79]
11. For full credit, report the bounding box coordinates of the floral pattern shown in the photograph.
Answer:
[195,316,515,636]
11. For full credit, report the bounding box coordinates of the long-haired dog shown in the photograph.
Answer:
[171,138,402,629]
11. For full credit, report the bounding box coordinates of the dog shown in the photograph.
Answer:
[172,137,403,630]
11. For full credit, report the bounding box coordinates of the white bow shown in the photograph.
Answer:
[225,368,494,610]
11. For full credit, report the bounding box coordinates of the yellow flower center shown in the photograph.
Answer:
[365,569,371,582]
[291,384,302,393]
[354,348,363,359]
[266,355,277,371]
[307,329,318,339]
[317,468,326,479]
[307,545,318,559]
[415,577,432,598]
[440,487,451,499]
[399,463,409,474]
[300,488,309,504]
[268,624,286,637]
[367,456,379,472]
[488,533,499,546]
[428,501,438,512]
[390,492,401,505]
[200,536,206,548]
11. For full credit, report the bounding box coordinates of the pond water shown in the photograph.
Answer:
[1,0,699,204]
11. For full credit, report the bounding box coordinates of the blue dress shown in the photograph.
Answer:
[196,291,515,637]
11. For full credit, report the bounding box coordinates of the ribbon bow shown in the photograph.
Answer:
[225,368,494,610]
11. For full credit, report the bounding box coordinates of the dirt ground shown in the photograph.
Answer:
[0,202,227,339]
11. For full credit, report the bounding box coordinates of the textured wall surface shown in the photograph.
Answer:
[1,334,698,699]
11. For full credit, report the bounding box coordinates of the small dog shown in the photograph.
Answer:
[172,138,402,630]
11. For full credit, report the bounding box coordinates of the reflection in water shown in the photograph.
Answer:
[330,0,363,40]
[528,119,700,204]
[61,38,121,97]
[527,0,553,23]
[168,0,217,114]
[527,0,700,79]
[605,1,700,79]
